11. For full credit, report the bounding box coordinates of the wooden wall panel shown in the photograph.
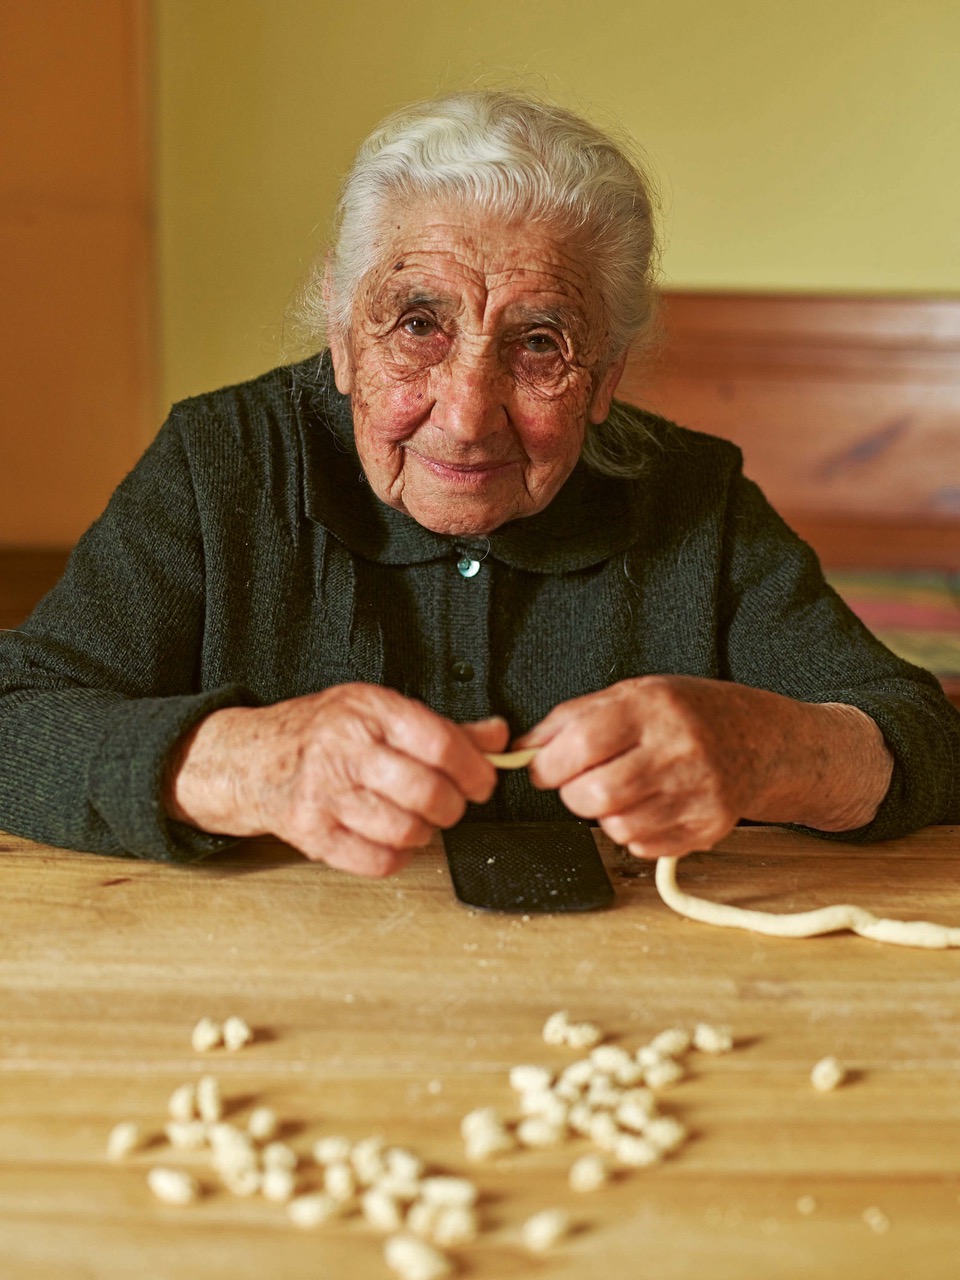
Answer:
[621,293,960,568]
[0,0,155,547]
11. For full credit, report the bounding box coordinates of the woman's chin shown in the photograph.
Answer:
[399,492,518,538]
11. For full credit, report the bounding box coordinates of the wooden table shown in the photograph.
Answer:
[2,824,959,1279]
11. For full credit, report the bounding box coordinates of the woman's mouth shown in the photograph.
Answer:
[407,451,518,484]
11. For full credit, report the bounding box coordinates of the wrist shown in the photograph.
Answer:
[165,707,264,836]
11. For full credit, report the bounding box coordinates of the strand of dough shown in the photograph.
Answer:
[654,856,960,950]
[484,748,539,770]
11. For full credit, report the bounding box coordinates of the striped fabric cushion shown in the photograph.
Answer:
[826,570,960,699]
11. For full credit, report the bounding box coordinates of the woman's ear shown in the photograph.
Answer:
[588,349,629,425]
[323,256,353,394]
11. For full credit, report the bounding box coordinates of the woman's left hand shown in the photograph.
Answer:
[516,675,893,859]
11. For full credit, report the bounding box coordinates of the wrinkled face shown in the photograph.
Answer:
[328,203,625,536]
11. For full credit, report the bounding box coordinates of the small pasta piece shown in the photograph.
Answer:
[590,1045,633,1075]
[363,1187,404,1232]
[863,1206,890,1234]
[519,1091,568,1126]
[106,1121,140,1161]
[384,1233,453,1280]
[377,1173,422,1204]
[692,1023,734,1055]
[247,1107,278,1142]
[222,1015,254,1051]
[191,1018,222,1053]
[208,1123,253,1155]
[635,1044,666,1070]
[147,1167,199,1205]
[431,1205,479,1248]
[567,1102,595,1137]
[222,1167,261,1197]
[521,1207,571,1252]
[460,1107,502,1139]
[212,1143,258,1179]
[644,1115,688,1155]
[313,1135,352,1165]
[407,1200,442,1239]
[569,1153,607,1192]
[643,1058,684,1090]
[811,1057,846,1092]
[385,1147,425,1183]
[352,1136,387,1185]
[464,1123,515,1161]
[262,1141,298,1170]
[612,1057,645,1087]
[585,1076,623,1110]
[419,1176,478,1209]
[586,1111,620,1151]
[325,1161,357,1203]
[559,1059,595,1090]
[650,1028,692,1057]
[288,1192,341,1228]
[168,1082,197,1123]
[262,1166,296,1203]
[565,1021,603,1051]
[165,1120,207,1150]
[542,1010,571,1046]
[509,1064,553,1093]
[613,1134,661,1169]
[516,1116,566,1148]
[553,1076,584,1103]
[196,1075,222,1124]
[617,1098,657,1134]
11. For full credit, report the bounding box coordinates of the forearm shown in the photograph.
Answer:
[737,691,894,832]
[0,684,251,859]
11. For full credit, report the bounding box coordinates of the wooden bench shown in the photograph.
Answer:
[622,292,960,705]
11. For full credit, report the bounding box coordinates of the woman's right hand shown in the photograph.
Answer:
[165,684,507,877]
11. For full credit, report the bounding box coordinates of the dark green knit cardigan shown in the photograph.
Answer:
[1,354,957,861]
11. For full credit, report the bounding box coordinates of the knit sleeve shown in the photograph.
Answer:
[718,472,960,839]
[0,415,259,862]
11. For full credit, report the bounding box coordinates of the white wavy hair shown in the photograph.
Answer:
[293,90,662,475]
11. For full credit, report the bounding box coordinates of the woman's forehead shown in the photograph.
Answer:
[362,204,600,320]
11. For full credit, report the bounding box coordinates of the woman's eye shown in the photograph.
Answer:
[401,315,436,337]
[524,333,560,354]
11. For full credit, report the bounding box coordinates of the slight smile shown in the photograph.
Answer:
[406,450,519,484]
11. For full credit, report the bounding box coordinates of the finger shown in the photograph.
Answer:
[332,785,435,849]
[299,826,414,879]
[356,745,470,829]
[556,744,657,819]
[624,830,721,860]
[460,716,510,754]
[381,701,498,804]
[527,704,638,791]
[513,692,596,750]
[598,806,734,860]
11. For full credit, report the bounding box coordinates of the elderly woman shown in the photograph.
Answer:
[0,91,957,875]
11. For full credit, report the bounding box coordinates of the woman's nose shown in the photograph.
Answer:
[431,355,507,442]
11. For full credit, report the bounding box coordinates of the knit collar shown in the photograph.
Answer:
[294,353,642,573]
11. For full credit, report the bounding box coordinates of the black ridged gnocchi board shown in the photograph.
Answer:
[442,821,615,913]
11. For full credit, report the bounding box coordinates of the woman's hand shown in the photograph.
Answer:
[165,684,508,877]
[517,676,894,859]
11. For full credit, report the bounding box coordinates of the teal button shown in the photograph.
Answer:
[457,557,481,578]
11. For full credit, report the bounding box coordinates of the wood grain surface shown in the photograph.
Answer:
[2,824,959,1279]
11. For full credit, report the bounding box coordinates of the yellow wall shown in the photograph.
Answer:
[154,0,960,409]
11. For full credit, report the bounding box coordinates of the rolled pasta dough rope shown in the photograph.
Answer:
[484,748,538,770]
[654,856,960,950]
